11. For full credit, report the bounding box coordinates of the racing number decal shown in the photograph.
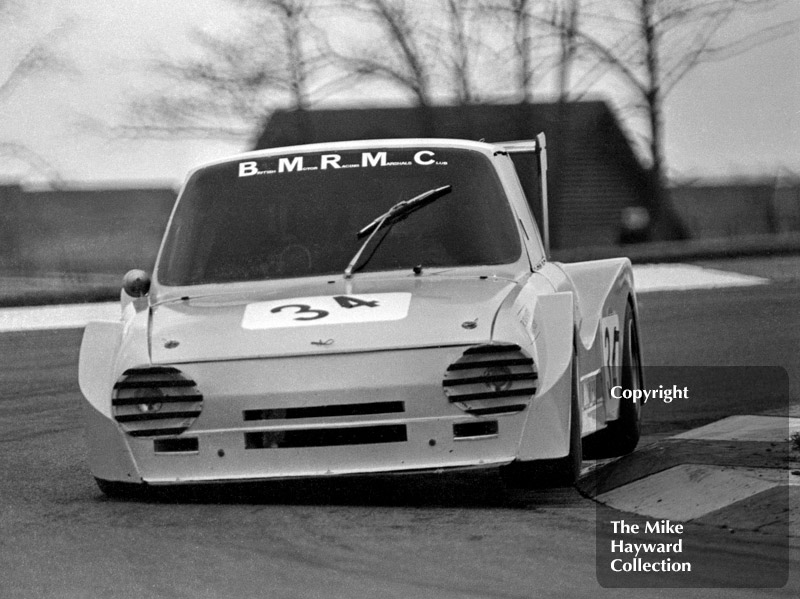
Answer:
[270,304,329,321]
[601,314,621,397]
[242,293,412,329]
[270,295,378,320]
[269,296,379,321]
[333,295,379,309]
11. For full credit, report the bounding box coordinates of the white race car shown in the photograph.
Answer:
[79,135,643,497]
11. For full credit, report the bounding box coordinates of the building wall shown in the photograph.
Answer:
[669,181,800,239]
[0,186,176,274]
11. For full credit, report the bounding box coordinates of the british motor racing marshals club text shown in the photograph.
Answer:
[238,150,447,177]
[607,519,691,573]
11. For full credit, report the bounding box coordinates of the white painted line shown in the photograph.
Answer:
[596,465,796,521]
[580,457,621,478]
[671,415,800,443]
[632,264,769,293]
[0,302,119,332]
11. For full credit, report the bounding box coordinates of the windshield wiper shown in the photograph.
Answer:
[344,185,452,279]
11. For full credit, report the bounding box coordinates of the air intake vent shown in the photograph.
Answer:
[443,344,537,414]
[112,367,203,437]
[454,420,499,439]
[244,425,407,449]
[244,401,404,421]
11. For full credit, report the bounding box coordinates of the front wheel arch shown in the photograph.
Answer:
[500,345,582,489]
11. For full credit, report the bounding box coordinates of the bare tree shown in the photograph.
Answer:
[550,0,580,102]
[335,0,505,106]
[562,0,797,199]
[129,0,524,133]
[446,0,475,103]
[480,0,566,103]
[506,0,536,102]
[130,0,486,137]
[127,0,339,139]
[444,0,495,104]
[334,0,437,106]
[1,1,73,184]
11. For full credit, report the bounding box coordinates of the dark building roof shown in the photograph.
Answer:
[254,102,660,248]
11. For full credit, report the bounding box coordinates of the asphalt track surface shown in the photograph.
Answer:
[1,274,798,597]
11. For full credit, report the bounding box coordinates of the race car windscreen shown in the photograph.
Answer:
[157,148,522,285]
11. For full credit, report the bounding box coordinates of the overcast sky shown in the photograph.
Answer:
[1,0,798,186]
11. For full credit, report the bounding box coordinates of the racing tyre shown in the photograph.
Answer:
[500,350,581,489]
[582,300,642,459]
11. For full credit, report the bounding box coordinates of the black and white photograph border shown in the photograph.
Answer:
[1,1,798,597]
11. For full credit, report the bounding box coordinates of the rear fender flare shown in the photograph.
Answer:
[558,258,634,351]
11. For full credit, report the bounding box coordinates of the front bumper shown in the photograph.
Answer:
[86,346,541,485]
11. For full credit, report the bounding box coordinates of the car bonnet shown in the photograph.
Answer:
[148,276,518,364]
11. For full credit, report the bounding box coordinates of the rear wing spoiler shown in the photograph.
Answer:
[500,133,549,255]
